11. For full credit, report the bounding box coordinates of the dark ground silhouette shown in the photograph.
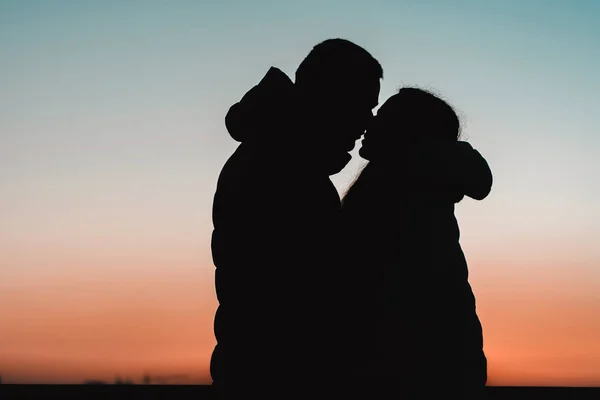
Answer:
[2,385,600,400]
[210,39,381,399]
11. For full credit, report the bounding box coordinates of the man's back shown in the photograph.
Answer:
[209,40,384,396]
[211,135,345,390]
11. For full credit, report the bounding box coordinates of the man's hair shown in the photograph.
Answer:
[295,38,383,88]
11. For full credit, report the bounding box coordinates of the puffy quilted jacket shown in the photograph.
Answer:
[341,140,492,392]
[210,67,348,391]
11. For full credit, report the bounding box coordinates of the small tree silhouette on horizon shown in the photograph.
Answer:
[114,375,134,385]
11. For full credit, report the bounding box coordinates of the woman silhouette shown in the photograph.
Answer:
[342,88,492,398]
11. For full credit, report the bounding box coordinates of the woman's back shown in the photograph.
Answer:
[342,163,481,377]
[342,87,491,396]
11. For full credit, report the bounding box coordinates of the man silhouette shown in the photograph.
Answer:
[210,39,382,398]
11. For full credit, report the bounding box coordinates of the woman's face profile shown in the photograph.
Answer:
[360,97,409,158]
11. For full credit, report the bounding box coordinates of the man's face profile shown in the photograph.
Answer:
[317,78,380,175]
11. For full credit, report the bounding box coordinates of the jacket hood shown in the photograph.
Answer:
[225,67,295,143]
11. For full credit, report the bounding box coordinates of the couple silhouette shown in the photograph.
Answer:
[210,38,492,399]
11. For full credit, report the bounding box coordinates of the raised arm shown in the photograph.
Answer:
[403,139,493,200]
[457,143,493,200]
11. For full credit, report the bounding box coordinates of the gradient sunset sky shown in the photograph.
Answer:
[1,0,600,386]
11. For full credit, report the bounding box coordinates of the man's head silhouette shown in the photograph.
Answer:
[295,38,383,175]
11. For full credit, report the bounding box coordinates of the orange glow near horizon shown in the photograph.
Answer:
[1,258,599,386]
[0,263,216,384]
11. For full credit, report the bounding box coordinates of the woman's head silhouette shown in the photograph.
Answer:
[360,87,461,161]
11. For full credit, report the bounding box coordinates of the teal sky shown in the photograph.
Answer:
[3,0,598,269]
[1,0,600,385]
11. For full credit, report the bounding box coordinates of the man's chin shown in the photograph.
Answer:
[358,147,368,160]
[358,145,374,161]
[326,152,352,176]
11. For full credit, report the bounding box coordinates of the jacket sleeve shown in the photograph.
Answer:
[457,143,493,200]
[403,139,493,201]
